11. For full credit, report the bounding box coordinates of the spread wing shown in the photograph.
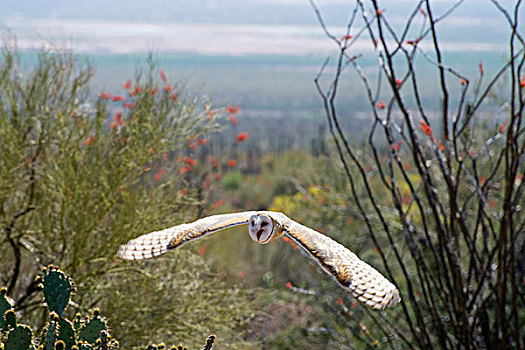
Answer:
[118,212,256,260]
[281,216,400,309]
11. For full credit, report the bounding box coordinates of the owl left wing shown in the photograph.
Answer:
[281,216,400,309]
[118,211,256,260]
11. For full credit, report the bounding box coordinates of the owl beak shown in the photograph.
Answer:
[256,229,264,241]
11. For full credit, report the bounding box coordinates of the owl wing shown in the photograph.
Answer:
[118,211,256,260]
[281,216,400,309]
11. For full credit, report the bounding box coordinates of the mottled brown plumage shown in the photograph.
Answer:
[118,211,400,309]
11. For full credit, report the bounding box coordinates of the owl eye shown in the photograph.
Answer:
[260,222,268,227]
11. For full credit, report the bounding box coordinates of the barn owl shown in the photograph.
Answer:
[118,211,400,310]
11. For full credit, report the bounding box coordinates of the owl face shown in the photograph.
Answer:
[248,214,281,244]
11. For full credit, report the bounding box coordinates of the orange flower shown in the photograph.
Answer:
[376,9,385,15]
[109,122,117,130]
[163,85,172,92]
[230,115,238,126]
[374,246,380,253]
[82,135,96,146]
[159,69,168,83]
[226,104,241,114]
[479,176,486,186]
[338,299,343,305]
[112,95,125,102]
[286,282,293,289]
[460,79,467,85]
[520,76,525,87]
[438,140,445,151]
[210,156,217,163]
[376,100,386,109]
[213,162,219,168]
[395,78,402,87]
[340,34,353,41]
[198,245,208,255]
[228,159,236,167]
[211,199,224,209]
[122,79,132,90]
[99,92,112,100]
[236,132,249,142]
[169,93,179,101]
[179,189,186,196]
[179,165,193,174]
[184,157,196,166]
[214,173,222,180]
[498,121,506,133]
[393,141,401,152]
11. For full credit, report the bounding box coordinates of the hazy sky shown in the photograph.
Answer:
[0,1,519,55]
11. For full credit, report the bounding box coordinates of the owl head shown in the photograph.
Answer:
[248,213,283,244]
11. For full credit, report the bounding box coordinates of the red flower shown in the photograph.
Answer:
[122,79,132,90]
[150,87,159,97]
[179,165,193,174]
[228,159,236,167]
[438,140,445,151]
[134,85,143,95]
[406,38,420,45]
[239,270,246,279]
[169,93,179,101]
[163,85,172,92]
[375,100,386,109]
[208,110,217,118]
[109,122,117,130]
[236,132,249,142]
[210,156,216,163]
[123,102,135,109]
[113,110,124,126]
[395,78,402,87]
[520,76,525,88]
[226,104,241,114]
[460,79,467,85]
[393,140,402,152]
[99,92,112,100]
[374,246,380,253]
[479,176,486,186]
[419,120,432,136]
[154,168,166,181]
[286,282,293,289]
[82,135,96,146]
[340,34,353,41]
[211,199,224,209]
[376,9,385,15]
[479,60,484,75]
[214,173,222,180]
[187,140,196,150]
[196,137,209,146]
[230,115,238,126]
[198,245,208,255]
[112,95,125,102]
[184,157,196,166]
[213,162,219,168]
[498,121,506,133]
[338,299,343,305]
[179,189,186,196]
[159,69,168,83]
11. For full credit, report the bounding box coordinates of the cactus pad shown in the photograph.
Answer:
[0,287,14,332]
[78,312,107,345]
[57,317,76,350]
[4,324,33,350]
[43,268,72,317]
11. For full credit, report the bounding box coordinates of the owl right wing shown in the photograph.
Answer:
[118,212,256,260]
[281,216,400,310]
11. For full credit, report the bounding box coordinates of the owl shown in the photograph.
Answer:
[118,211,400,310]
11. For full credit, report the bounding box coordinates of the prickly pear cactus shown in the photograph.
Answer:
[78,309,107,345]
[4,324,33,350]
[57,317,75,350]
[42,267,72,317]
[0,287,13,333]
[43,312,58,350]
